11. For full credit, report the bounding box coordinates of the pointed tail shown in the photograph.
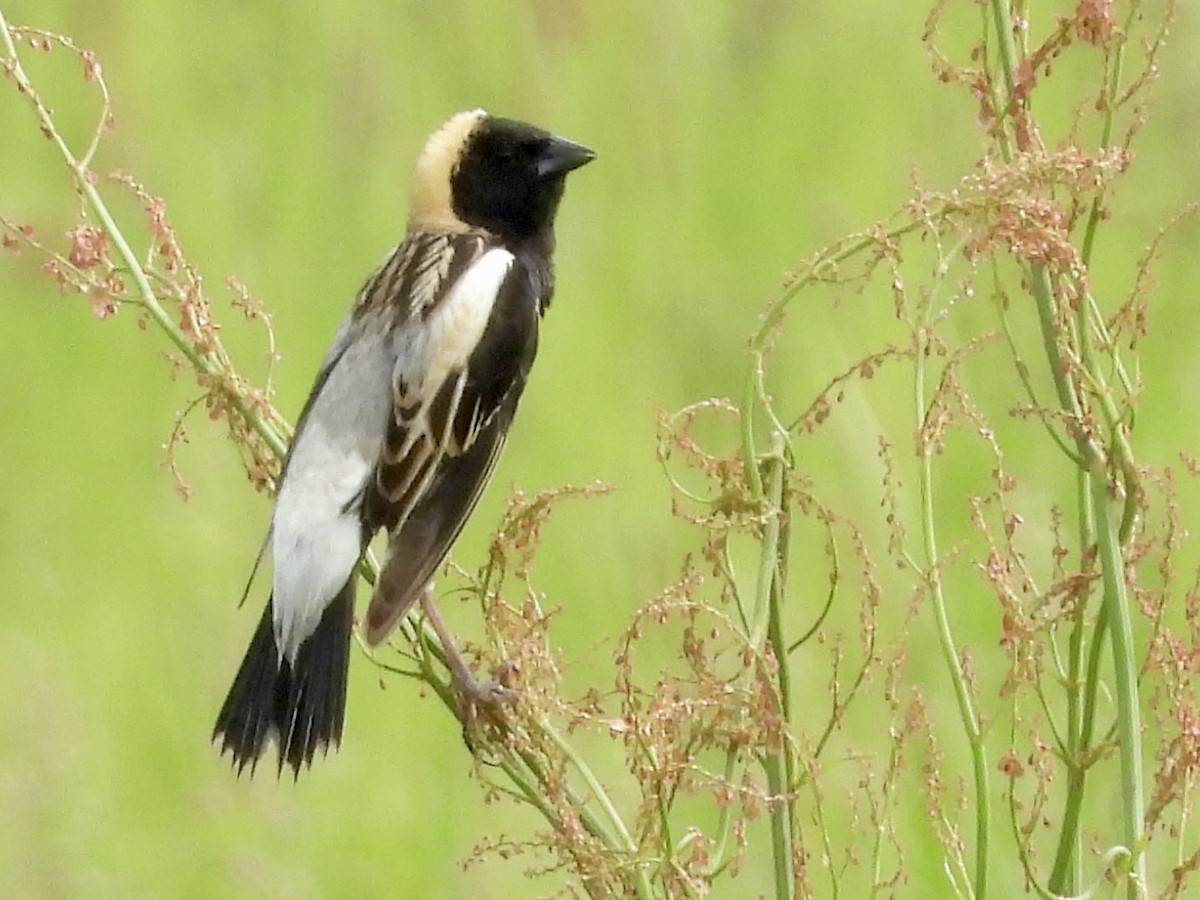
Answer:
[213,581,355,777]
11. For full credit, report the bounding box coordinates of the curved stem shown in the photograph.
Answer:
[0,11,288,461]
[914,323,990,900]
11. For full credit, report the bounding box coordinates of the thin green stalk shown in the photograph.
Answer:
[751,443,787,647]
[993,275,1084,465]
[989,0,1148,835]
[914,324,990,900]
[1047,468,1096,894]
[1030,269,1146,896]
[1028,233,1146,900]
[0,11,288,460]
[981,13,1139,883]
[1048,602,1111,895]
[1026,180,1146,900]
[768,483,795,721]
[987,0,1019,164]
[765,478,797,900]
[729,377,800,899]
[499,730,656,900]
[1007,767,1059,900]
[499,750,648,900]
[763,749,795,900]
[1079,0,1137,267]
[1074,285,1146,900]
[699,749,740,878]
[740,220,929,501]
[1030,267,1086,433]
[869,739,903,900]
[746,438,796,900]
[1091,476,1147,897]
[540,716,641,860]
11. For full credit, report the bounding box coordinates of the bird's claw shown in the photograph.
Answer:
[456,661,520,749]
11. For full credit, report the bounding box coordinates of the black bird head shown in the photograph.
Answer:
[408,110,595,245]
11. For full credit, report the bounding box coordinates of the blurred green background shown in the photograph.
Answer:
[2,1,1198,897]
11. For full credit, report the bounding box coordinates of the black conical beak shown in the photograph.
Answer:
[537,135,596,178]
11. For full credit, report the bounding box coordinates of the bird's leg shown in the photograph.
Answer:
[418,586,516,725]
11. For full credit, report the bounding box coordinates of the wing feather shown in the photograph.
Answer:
[361,250,541,644]
[269,233,494,659]
[269,310,394,658]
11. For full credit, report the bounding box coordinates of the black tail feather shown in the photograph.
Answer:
[213,582,355,778]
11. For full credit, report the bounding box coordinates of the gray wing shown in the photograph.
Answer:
[268,307,396,658]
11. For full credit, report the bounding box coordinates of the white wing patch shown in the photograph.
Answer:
[271,315,394,661]
[383,248,515,530]
[401,247,515,399]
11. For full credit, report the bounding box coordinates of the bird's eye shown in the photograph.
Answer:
[491,140,542,169]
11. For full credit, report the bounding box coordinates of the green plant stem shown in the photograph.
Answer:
[1049,595,1111,895]
[1031,270,1146,897]
[914,323,990,900]
[741,220,927,500]
[763,749,794,900]
[751,442,787,647]
[1092,475,1146,897]
[1079,0,1136,267]
[489,722,656,900]
[765,471,797,900]
[415,628,655,897]
[0,10,289,461]
[540,716,642,859]
[1026,203,1147,900]
[987,0,1019,164]
[1047,468,1096,894]
[983,11,1146,885]
[1030,267,1087,436]
[745,437,797,900]
[993,278,1084,465]
[1027,231,1147,900]
[699,749,740,879]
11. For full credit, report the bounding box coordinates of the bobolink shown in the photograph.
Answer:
[213,110,595,776]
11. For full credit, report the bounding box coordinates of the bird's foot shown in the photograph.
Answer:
[415,587,519,744]
[455,661,519,748]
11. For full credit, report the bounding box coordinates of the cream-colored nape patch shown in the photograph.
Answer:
[407,109,488,233]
